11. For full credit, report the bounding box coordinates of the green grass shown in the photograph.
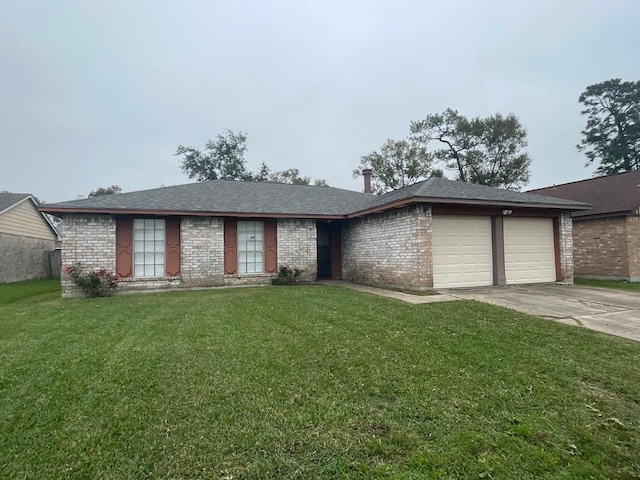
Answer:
[0,278,61,305]
[1,284,639,479]
[575,277,640,292]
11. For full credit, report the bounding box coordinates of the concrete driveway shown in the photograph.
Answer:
[447,284,640,342]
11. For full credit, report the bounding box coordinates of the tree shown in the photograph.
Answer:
[410,109,531,190]
[353,139,435,194]
[577,78,640,175]
[176,130,328,185]
[176,129,252,181]
[88,185,122,197]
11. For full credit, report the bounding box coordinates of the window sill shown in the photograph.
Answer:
[119,276,182,282]
[224,273,276,278]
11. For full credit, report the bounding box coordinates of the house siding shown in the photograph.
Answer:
[61,214,116,297]
[276,219,317,282]
[60,214,320,297]
[342,205,432,290]
[0,199,57,240]
[626,216,640,281]
[0,232,56,283]
[572,216,635,280]
[558,211,574,283]
[181,217,225,286]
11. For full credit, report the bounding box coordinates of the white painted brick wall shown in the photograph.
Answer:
[61,214,116,297]
[342,205,432,290]
[181,217,225,286]
[559,211,574,283]
[276,219,317,281]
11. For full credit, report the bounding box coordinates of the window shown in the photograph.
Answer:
[238,221,264,273]
[133,219,165,277]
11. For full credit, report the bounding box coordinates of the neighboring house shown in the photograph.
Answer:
[0,193,61,283]
[530,170,640,282]
[40,176,588,297]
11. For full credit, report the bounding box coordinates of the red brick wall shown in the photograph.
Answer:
[573,217,630,278]
[626,216,640,280]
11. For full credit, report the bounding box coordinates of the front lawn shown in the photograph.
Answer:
[575,277,640,292]
[1,284,639,478]
[0,278,60,305]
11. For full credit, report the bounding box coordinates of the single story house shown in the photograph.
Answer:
[40,175,588,297]
[529,170,640,282]
[0,193,61,283]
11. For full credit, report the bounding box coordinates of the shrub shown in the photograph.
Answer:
[65,263,119,297]
[272,265,304,285]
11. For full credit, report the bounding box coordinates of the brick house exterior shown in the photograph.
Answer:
[0,193,61,283]
[530,171,640,282]
[42,178,586,297]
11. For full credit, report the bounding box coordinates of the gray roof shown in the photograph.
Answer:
[41,177,589,217]
[0,193,31,213]
[360,177,590,212]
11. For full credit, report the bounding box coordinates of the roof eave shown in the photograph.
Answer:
[38,206,347,220]
[347,196,591,217]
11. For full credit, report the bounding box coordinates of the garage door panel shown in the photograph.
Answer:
[504,217,556,284]
[432,216,493,288]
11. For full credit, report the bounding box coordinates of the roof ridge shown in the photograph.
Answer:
[528,170,640,192]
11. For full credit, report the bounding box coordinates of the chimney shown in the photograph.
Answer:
[362,168,372,194]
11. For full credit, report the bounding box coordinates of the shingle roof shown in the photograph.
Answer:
[360,177,588,212]
[0,193,31,213]
[41,177,588,217]
[41,181,374,216]
[528,170,640,218]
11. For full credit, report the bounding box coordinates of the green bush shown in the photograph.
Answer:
[65,263,119,297]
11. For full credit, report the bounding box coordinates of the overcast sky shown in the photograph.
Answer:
[1,0,638,202]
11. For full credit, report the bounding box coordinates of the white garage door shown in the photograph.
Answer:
[504,217,556,284]
[432,215,493,288]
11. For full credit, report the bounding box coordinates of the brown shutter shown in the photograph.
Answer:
[115,217,133,278]
[166,218,181,276]
[264,219,277,273]
[224,219,238,274]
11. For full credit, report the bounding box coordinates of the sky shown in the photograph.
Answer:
[1,0,639,203]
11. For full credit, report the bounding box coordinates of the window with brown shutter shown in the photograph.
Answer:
[224,218,277,274]
[116,216,181,278]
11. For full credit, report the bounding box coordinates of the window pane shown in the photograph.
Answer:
[134,242,144,253]
[238,251,246,262]
[134,253,144,265]
[155,229,165,241]
[155,219,165,230]
[145,241,154,252]
[134,219,144,229]
[237,222,246,232]
[135,265,144,276]
[238,262,247,273]
[134,230,145,241]
[255,253,263,265]
[144,219,154,229]
[145,253,154,265]
[155,253,165,265]
[144,265,155,277]
[155,241,165,252]
[238,232,247,243]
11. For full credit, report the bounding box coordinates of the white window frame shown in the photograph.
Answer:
[133,219,166,277]
[237,221,264,274]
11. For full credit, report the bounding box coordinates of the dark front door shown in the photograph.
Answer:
[317,222,342,279]
[317,225,332,278]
